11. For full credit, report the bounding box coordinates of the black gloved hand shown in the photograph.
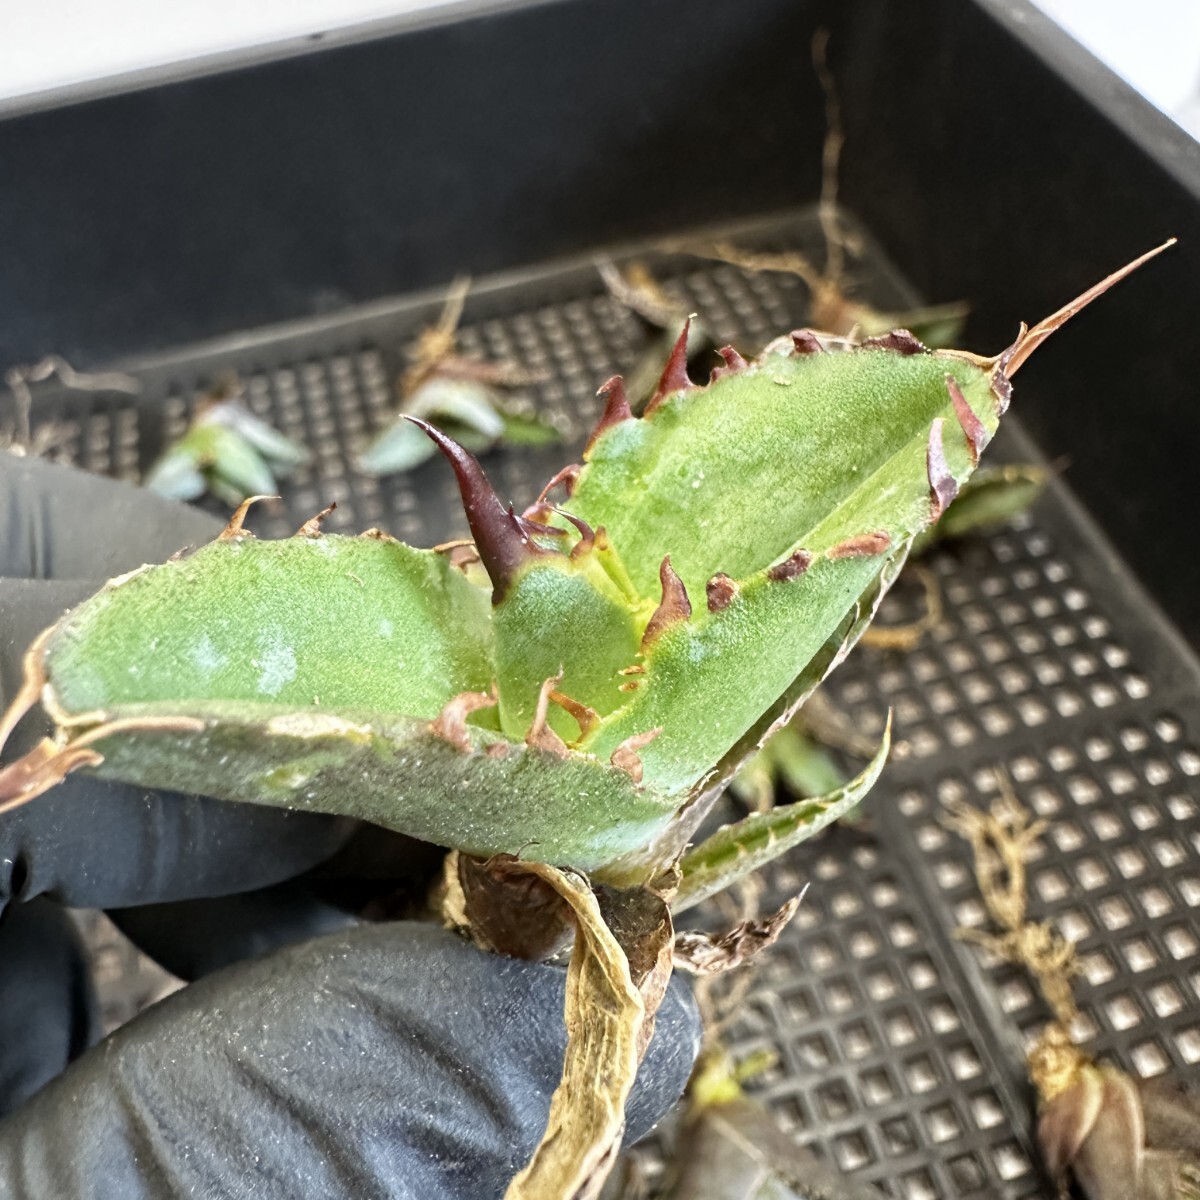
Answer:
[0,457,700,1198]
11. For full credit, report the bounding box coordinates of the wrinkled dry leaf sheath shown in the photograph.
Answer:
[505,864,645,1200]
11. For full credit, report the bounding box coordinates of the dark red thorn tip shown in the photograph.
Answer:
[861,330,927,356]
[641,555,692,649]
[535,462,582,504]
[555,508,598,559]
[767,549,813,582]
[406,416,551,601]
[790,330,825,355]
[927,418,959,522]
[945,375,990,465]
[645,319,695,415]
[705,573,738,612]
[828,531,892,559]
[516,512,568,540]
[710,345,749,382]
[585,377,633,455]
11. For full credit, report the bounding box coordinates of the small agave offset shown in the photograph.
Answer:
[0,245,1171,1197]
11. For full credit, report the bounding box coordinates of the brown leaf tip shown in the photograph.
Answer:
[767,549,813,582]
[790,329,826,355]
[295,502,336,538]
[705,573,739,612]
[861,329,927,356]
[946,374,990,464]
[927,417,959,522]
[641,556,693,649]
[674,892,804,976]
[645,318,695,415]
[828,531,892,559]
[585,377,633,455]
[430,689,498,753]
[610,728,662,783]
[710,345,748,381]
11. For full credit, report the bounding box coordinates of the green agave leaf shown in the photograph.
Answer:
[673,716,891,914]
[141,443,208,501]
[496,408,561,448]
[206,401,312,468]
[358,417,442,474]
[144,402,309,504]
[913,461,1050,554]
[0,247,1167,879]
[45,534,493,719]
[499,335,1002,796]
[83,702,672,870]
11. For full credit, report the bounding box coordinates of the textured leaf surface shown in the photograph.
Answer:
[566,348,996,595]
[674,717,891,913]
[83,702,674,869]
[46,535,493,720]
[6,334,1002,875]
[522,343,1001,796]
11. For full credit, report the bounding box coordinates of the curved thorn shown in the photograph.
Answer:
[549,690,600,741]
[295,502,336,538]
[553,508,597,559]
[642,556,692,649]
[526,673,570,758]
[406,416,553,601]
[861,329,927,356]
[927,418,958,521]
[534,462,583,506]
[828,531,892,559]
[610,728,662,784]
[790,330,826,355]
[431,689,498,753]
[586,378,633,454]
[645,318,695,415]
[515,510,569,540]
[946,374,990,464]
[710,345,748,381]
[219,494,277,540]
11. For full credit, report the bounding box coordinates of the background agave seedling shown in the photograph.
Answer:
[144,375,312,505]
[0,247,1168,1196]
[358,277,559,475]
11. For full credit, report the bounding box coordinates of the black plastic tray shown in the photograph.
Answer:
[2,3,1199,1197]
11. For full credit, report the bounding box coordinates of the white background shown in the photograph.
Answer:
[0,0,1198,138]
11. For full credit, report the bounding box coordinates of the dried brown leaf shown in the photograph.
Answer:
[504,864,646,1200]
[674,893,804,977]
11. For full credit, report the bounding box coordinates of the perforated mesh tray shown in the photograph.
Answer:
[12,210,1200,1199]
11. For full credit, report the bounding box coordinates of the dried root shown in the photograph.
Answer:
[946,775,1200,1199]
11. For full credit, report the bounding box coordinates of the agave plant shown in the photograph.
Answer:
[358,278,558,476]
[0,246,1168,1196]
[144,376,311,505]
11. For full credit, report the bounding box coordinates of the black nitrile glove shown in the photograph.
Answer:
[0,457,700,1198]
